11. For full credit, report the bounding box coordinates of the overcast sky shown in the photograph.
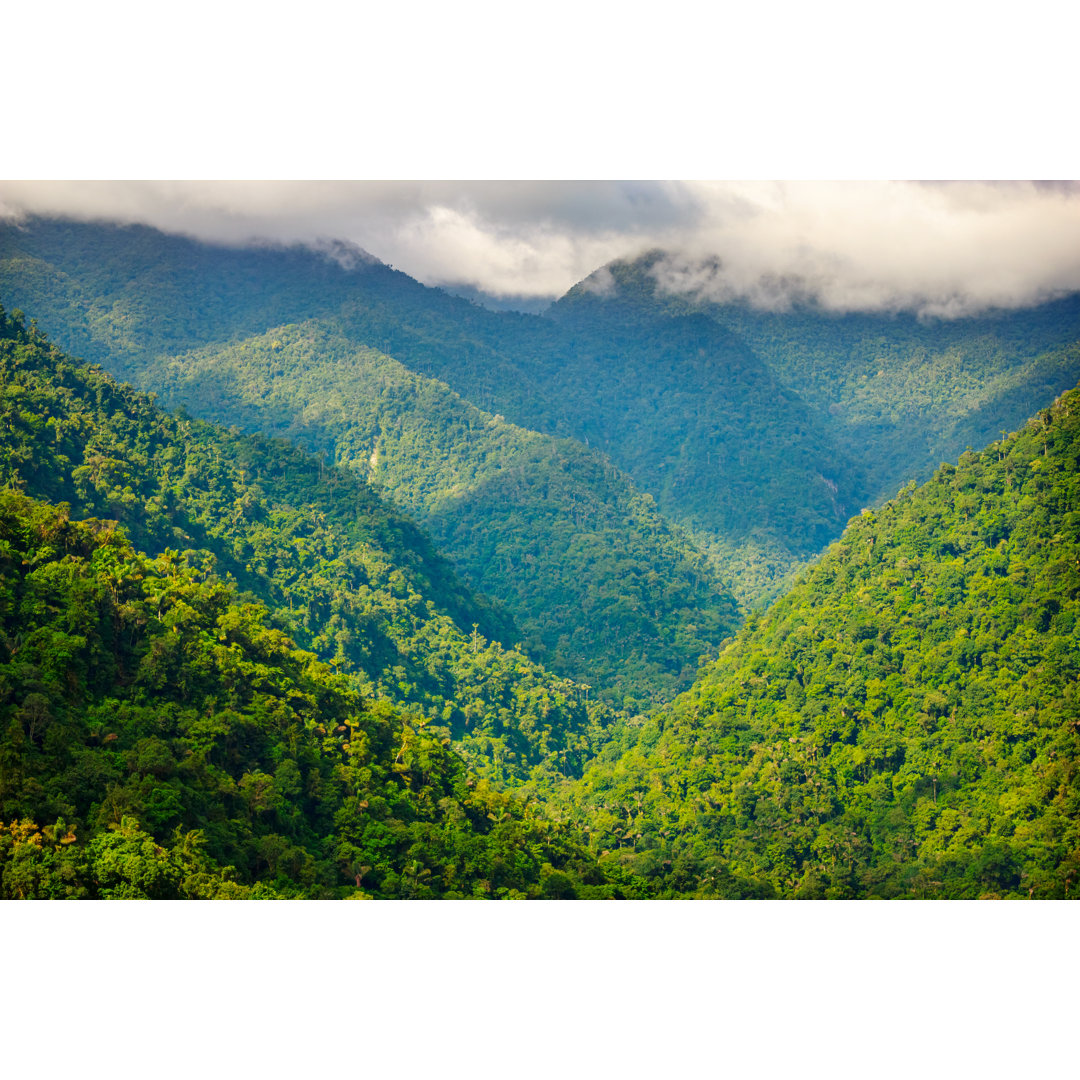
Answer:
[3,180,1079,317]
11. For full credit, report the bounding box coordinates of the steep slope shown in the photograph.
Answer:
[0,490,633,899]
[536,298,865,600]
[96,319,740,708]
[0,216,562,402]
[0,219,742,703]
[0,219,393,375]
[0,219,873,606]
[0,306,627,789]
[378,285,864,599]
[13,218,1077,618]
[569,385,1080,898]
[562,251,1080,511]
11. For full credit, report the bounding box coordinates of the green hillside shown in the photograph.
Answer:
[568,383,1080,898]
[9,220,1076,613]
[0,220,742,703]
[560,251,1080,512]
[3,245,1080,899]
[138,319,740,707]
[0,486,635,899]
[534,301,864,601]
[0,220,874,606]
[0,305,630,791]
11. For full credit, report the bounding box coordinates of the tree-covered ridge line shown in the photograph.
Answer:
[531,303,864,605]
[114,316,741,708]
[9,219,1079,615]
[0,220,744,705]
[2,287,1079,899]
[347,295,863,577]
[0,489,637,899]
[0,223,401,379]
[565,384,1080,898]
[0,217,870,609]
[558,250,1080,513]
[0,304,625,790]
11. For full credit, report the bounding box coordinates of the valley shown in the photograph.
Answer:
[1,213,1077,898]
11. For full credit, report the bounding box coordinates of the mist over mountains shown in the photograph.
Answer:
[1,206,1079,899]
[4,214,1080,609]
[4,180,1080,314]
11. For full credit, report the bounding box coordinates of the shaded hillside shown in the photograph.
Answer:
[112,319,741,708]
[0,219,398,376]
[537,300,865,598]
[9,218,1077,614]
[0,490,629,899]
[0,219,743,701]
[0,306,625,788]
[0,219,865,605]
[562,251,1080,509]
[0,221,876,603]
[569,384,1080,898]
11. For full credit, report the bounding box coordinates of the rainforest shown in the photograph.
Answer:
[1,202,1077,899]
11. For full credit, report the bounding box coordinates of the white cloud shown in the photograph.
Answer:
[650,181,1080,317]
[580,266,616,297]
[2,180,1079,315]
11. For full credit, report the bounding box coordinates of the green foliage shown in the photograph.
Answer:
[143,321,740,707]
[0,484,636,899]
[5,225,1080,902]
[0,220,743,705]
[10,222,1076,620]
[568,386,1080,897]
[564,250,1080,539]
[0,305,618,789]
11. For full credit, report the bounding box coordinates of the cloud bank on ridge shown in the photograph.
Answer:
[1,180,1078,316]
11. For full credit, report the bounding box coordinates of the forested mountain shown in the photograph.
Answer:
[385,290,863,600]
[2,237,1079,898]
[536,292,863,599]
[121,320,739,708]
[558,250,1080,513]
[0,486,634,898]
[0,306,634,794]
[0,309,645,898]
[0,219,741,704]
[566,383,1080,898]
[7,219,1077,619]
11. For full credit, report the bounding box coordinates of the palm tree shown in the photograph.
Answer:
[402,860,432,898]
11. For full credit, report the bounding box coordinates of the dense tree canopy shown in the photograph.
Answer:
[0,220,743,703]
[10,220,1077,619]
[2,221,1079,901]
[567,385,1080,898]
[559,250,1080,525]
[0,305,622,790]
[0,485,640,898]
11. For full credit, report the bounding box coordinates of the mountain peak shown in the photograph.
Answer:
[307,236,384,272]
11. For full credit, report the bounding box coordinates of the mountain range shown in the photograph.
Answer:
[1,214,1077,898]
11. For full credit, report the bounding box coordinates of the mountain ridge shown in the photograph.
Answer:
[2,227,1079,898]
[0,218,746,703]
[564,381,1080,897]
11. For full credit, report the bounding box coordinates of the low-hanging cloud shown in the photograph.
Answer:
[1,180,1078,315]
[649,181,1080,317]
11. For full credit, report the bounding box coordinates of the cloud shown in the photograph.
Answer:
[648,181,1080,317]
[580,266,616,297]
[0,180,684,298]
[2,180,1079,315]
[373,203,634,298]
